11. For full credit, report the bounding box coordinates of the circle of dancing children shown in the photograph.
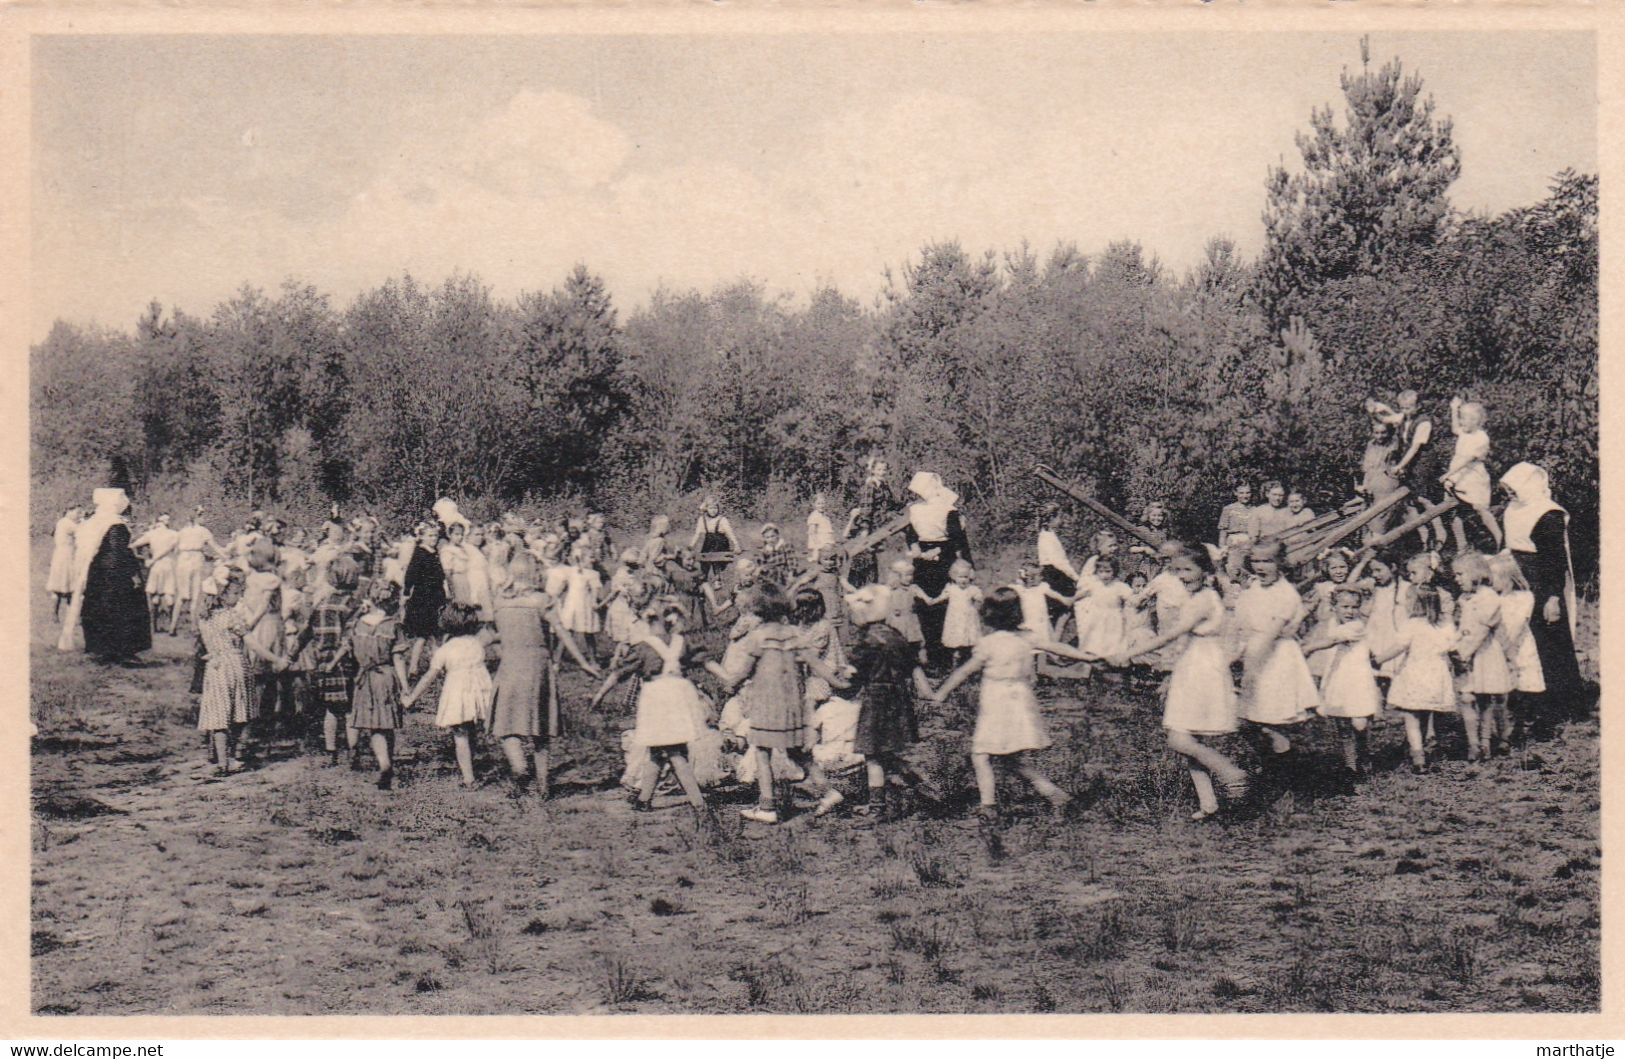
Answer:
[147,415,1586,836]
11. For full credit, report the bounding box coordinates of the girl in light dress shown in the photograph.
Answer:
[1488,553,1545,744]
[1012,562,1069,642]
[616,599,713,814]
[642,514,674,569]
[171,509,224,635]
[1233,540,1319,775]
[1300,550,1365,680]
[931,587,1098,823]
[461,524,495,618]
[558,540,605,662]
[440,522,475,609]
[1441,397,1502,552]
[805,493,837,564]
[1071,554,1132,679]
[402,603,495,788]
[1396,551,1454,752]
[1303,587,1381,776]
[1372,585,1458,772]
[47,506,84,620]
[1108,543,1247,820]
[1451,551,1513,761]
[603,549,647,650]
[919,559,983,669]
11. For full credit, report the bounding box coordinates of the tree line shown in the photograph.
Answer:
[30,50,1599,579]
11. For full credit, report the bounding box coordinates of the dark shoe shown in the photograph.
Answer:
[376,769,394,791]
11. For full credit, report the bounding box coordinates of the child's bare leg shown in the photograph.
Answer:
[1402,713,1426,765]
[1449,514,1469,556]
[408,638,425,677]
[1492,695,1511,747]
[1168,731,1246,788]
[754,747,775,809]
[210,731,229,768]
[1188,766,1219,815]
[500,735,528,777]
[1458,702,1482,758]
[323,710,341,754]
[667,750,705,808]
[369,731,393,773]
[1012,755,1068,806]
[1473,505,1503,550]
[971,752,998,807]
[452,725,476,784]
[1249,723,1292,757]
[638,749,661,803]
[865,758,886,804]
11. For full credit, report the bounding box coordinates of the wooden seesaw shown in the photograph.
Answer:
[1032,465,1164,548]
[1272,489,1410,566]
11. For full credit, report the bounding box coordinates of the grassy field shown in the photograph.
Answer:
[30,539,1600,1015]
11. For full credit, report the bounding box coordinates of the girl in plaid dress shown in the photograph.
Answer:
[301,556,362,768]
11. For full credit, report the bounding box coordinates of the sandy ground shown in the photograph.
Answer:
[30,543,1599,1015]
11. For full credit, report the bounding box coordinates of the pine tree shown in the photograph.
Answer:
[1260,37,1461,319]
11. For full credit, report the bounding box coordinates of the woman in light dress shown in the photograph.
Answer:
[46,506,83,620]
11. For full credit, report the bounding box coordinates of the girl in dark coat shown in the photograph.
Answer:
[403,522,448,677]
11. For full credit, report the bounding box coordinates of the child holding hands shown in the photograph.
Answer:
[932,588,1097,823]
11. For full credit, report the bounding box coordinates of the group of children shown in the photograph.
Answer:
[61,397,1569,831]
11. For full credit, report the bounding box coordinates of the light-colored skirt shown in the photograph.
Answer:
[1163,638,1238,735]
[1388,656,1457,713]
[1317,646,1381,719]
[972,677,1050,755]
[634,675,704,747]
[1463,642,1513,696]
[146,554,178,598]
[1239,639,1318,725]
[435,667,494,727]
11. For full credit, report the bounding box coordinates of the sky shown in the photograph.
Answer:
[30,32,1596,339]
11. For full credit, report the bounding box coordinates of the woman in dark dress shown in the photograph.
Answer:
[1500,463,1589,727]
[80,510,152,663]
[57,487,151,662]
[403,521,447,677]
[903,471,972,675]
